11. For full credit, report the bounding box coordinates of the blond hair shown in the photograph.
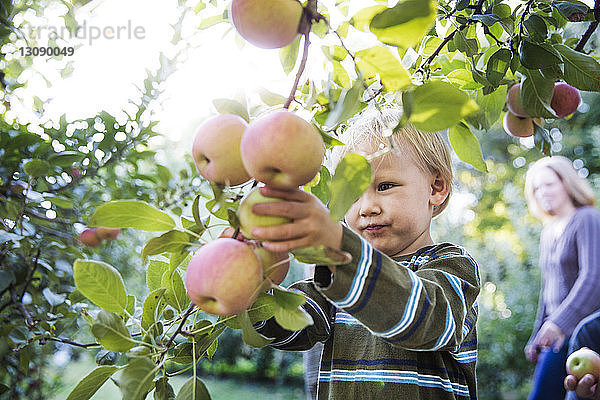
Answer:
[331,107,453,217]
[524,155,595,221]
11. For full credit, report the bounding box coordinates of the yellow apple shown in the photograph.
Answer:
[241,110,324,189]
[566,347,600,380]
[230,0,303,49]
[192,114,251,186]
[184,238,263,316]
[237,187,291,239]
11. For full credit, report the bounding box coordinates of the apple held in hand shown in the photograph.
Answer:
[551,82,581,118]
[96,227,121,241]
[237,187,292,239]
[79,228,101,247]
[231,0,303,49]
[503,111,542,138]
[185,238,264,316]
[241,110,325,189]
[566,347,600,380]
[192,114,251,186]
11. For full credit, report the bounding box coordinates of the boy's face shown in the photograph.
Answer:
[344,143,447,257]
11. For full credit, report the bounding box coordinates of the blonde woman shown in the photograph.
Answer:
[524,156,600,400]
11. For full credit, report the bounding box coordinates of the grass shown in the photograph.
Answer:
[48,356,305,400]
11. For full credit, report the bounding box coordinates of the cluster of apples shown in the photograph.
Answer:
[185,110,325,316]
[503,82,581,138]
[79,227,121,248]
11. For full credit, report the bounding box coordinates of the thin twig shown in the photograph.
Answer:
[575,0,600,52]
[19,248,40,300]
[10,285,34,328]
[42,336,100,348]
[283,29,311,109]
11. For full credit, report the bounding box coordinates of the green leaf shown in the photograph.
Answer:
[279,36,300,75]
[329,153,372,221]
[408,81,479,132]
[176,377,211,400]
[369,0,438,48]
[448,122,487,172]
[324,84,364,130]
[467,86,507,131]
[355,46,411,92]
[554,44,600,92]
[73,259,127,313]
[239,310,273,348]
[485,48,512,86]
[309,166,331,205]
[141,288,166,330]
[553,0,589,19]
[65,366,119,400]
[291,246,353,265]
[161,270,189,313]
[453,28,478,57]
[273,287,306,310]
[44,194,73,209]
[154,377,176,400]
[142,230,191,262]
[332,60,351,88]
[119,357,156,400]
[524,14,548,42]
[518,40,562,69]
[225,293,275,329]
[521,69,557,118]
[211,99,249,122]
[147,260,169,292]
[90,201,175,231]
[24,159,51,177]
[95,350,119,366]
[91,310,136,352]
[273,303,314,331]
[48,151,85,167]
[258,88,287,106]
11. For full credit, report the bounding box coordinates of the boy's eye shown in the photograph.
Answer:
[377,183,395,191]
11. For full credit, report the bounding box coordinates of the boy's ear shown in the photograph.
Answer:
[430,174,449,206]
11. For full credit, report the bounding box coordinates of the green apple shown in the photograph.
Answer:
[566,347,600,380]
[185,238,263,316]
[192,113,251,186]
[79,228,101,247]
[237,187,291,239]
[241,110,325,189]
[230,0,303,49]
[96,227,121,241]
[551,82,581,118]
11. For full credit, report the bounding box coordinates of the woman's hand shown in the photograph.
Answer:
[565,374,600,399]
[525,343,540,363]
[533,320,566,351]
[248,186,344,254]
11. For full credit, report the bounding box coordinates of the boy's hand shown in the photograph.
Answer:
[248,186,343,254]
[565,374,600,399]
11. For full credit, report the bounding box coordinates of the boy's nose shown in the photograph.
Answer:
[358,196,382,217]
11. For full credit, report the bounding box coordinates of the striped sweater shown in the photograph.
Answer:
[256,226,481,399]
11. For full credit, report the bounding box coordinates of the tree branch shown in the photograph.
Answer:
[575,0,600,52]
[283,16,313,109]
[10,285,34,328]
[42,336,100,348]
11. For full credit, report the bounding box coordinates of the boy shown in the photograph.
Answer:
[249,108,480,399]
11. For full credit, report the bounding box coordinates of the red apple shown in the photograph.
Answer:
[96,227,121,241]
[502,111,542,138]
[192,114,251,186]
[79,228,101,247]
[551,82,581,118]
[231,0,303,49]
[566,347,600,380]
[506,83,530,118]
[241,110,324,189]
[237,187,292,239]
[185,238,263,316]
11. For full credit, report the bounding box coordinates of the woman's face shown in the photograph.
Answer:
[531,167,574,216]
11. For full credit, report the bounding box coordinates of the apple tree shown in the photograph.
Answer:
[2,0,600,399]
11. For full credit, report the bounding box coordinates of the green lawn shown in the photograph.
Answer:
[48,357,305,400]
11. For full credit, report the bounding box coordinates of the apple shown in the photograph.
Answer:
[566,347,600,380]
[253,247,290,285]
[96,227,121,241]
[502,111,542,138]
[230,0,303,49]
[506,83,530,118]
[71,168,81,178]
[241,110,324,189]
[551,82,581,118]
[192,114,251,186]
[237,187,292,239]
[79,228,101,247]
[185,238,263,316]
